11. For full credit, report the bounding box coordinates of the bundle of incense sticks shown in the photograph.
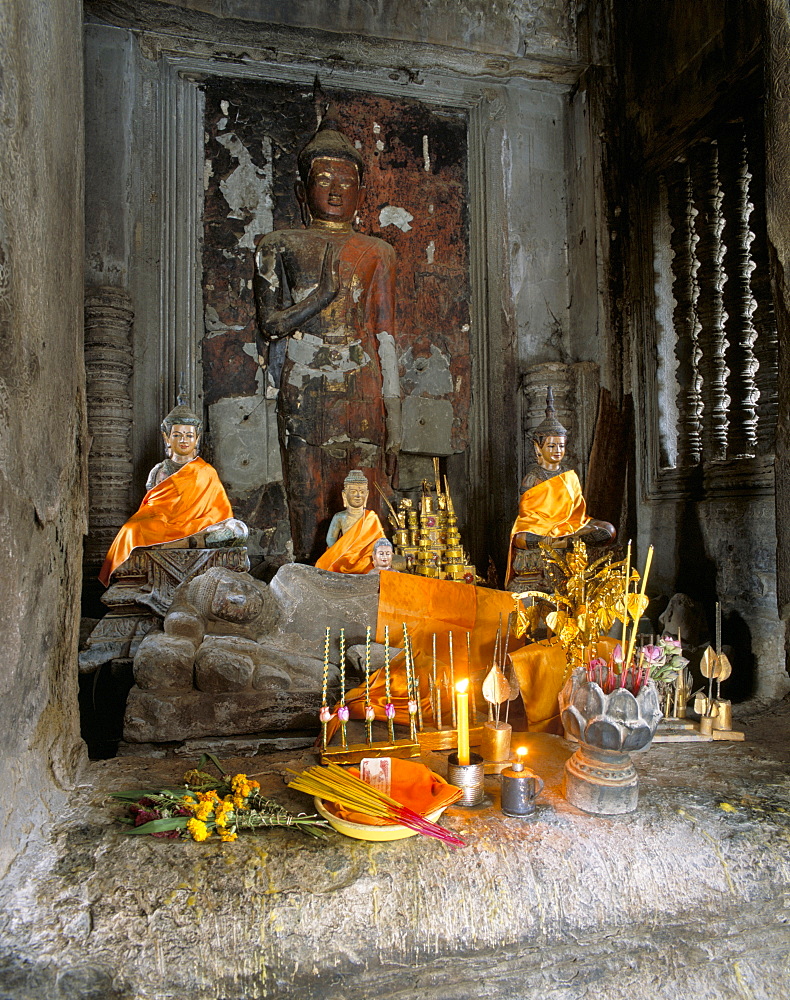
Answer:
[287,763,465,847]
[586,649,651,695]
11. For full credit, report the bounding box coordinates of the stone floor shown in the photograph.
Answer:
[2,700,790,1000]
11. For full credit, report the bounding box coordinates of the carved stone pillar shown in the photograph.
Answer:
[83,286,134,576]
[666,158,702,466]
[745,117,779,456]
[719,125,758,459]
[690,141,728,463]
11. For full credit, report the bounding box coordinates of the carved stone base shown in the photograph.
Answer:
[563,743,639,814]
[123,686,323,742]
[105,546,251,617]
[79,613,159,674]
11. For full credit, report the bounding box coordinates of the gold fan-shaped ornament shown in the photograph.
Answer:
[716,653,732,682]
[482,663,511,706]
[700,646,723,679]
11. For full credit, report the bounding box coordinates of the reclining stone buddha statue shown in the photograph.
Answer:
[99,390,248,587]
[506,387,614,588]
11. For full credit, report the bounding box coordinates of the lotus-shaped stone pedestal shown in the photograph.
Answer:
[559,669,662,814]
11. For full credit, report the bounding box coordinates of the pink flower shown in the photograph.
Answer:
[661,635,682,648]
[337,706,350,722]
[588,657,606,671]
[612,644,624,664]
[364,705,376,721]
[319,706,333,723]
[408,699,418,715]
[642,644,666,666]
[385,703,396,720]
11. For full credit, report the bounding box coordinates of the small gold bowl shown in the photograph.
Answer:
[313,797,447,842]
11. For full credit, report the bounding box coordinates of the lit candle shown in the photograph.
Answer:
[514,746,527,771]
[449,630,456,728]
[456,679,470,765]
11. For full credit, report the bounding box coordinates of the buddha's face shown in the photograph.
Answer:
[164,423,200,462]
[343,482,368,511]
[210,576,264,624]
[306,157,362,223]
[371,543,393,570]
[534,435,566,471]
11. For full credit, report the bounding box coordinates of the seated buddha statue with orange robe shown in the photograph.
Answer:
[506,388,616,732]
[506,388,614,587]
[98,394,248,586]
[315,469,386,574]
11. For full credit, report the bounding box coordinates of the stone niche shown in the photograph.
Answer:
[124,563,380,742]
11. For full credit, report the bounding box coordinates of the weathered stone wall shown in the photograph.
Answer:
[610,0,787,700]
[0,0,87,871]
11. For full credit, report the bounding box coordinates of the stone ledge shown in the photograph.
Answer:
[2,703,790,999]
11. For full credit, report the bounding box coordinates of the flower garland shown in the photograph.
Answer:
[114,755,328,842]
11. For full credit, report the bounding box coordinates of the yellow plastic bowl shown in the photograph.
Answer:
[314,797,447,842]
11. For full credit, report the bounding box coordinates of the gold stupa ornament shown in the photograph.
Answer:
[378,458,477,583]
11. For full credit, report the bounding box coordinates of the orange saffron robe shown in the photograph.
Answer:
[315,510,385,574]
[506,470,592,583]
[98,458,234,586]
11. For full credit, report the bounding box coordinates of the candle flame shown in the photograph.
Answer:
[516,746,527,758]
[456,678,469,694]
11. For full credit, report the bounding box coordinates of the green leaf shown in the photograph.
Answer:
[197,751,228,776]
[124,817,189,835]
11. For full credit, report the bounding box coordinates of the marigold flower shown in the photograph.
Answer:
[195,801,214,822]
[219,830,238,843]
[214,803,233,828]
[186,818,210,842]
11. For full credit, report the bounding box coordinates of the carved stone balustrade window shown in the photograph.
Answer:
[644,120,777,499]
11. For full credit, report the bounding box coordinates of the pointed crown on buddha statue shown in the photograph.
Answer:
[161,382,203,435]
[532,386,567,444]
[344,469,368,487]
[297,104,365,184]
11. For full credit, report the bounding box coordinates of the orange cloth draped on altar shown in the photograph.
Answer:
[508,635,618,735]
[506,470,592,583]
[326,573,519,740]
[98,458,234,586]
[315,510,385,574]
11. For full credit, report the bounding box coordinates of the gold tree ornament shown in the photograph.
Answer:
[512,539,642,681]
